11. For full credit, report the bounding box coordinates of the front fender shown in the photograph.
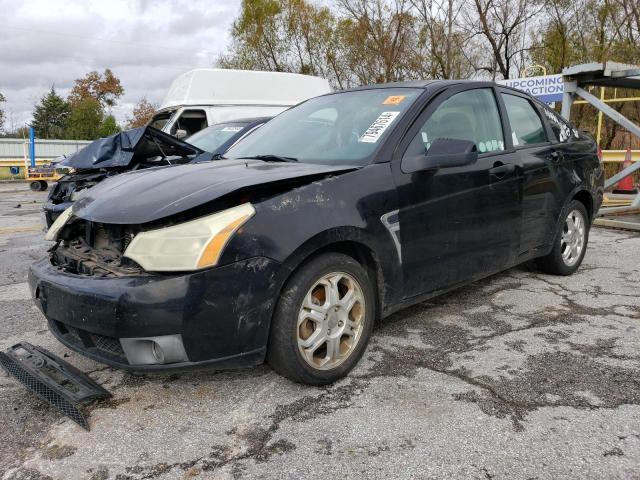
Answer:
[220,164,404,310]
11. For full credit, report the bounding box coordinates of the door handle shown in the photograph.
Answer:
[489,163,516,179]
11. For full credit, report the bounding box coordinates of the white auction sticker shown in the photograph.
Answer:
[221,126,243,132]
[359,111,400,143]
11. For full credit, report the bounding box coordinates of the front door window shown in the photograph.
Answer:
[405,88,504,158]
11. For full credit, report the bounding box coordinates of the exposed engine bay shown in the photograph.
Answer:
[51,218,144,277]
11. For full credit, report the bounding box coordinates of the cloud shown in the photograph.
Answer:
[0,0,241,131]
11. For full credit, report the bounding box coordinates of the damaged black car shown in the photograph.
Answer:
[44,118,270,227]
[44,126,208,226]
[29,81,603,385]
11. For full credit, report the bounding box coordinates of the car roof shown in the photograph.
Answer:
[326,79,532,95]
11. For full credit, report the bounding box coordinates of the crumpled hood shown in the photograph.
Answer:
[73,159,356,224]
[61,126,204,170]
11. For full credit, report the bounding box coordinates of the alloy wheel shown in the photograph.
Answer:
[561,209,586,266]
[297,272,366,370]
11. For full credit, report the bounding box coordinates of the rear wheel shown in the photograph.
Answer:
[535,200,589,275]
[267,252,375,385]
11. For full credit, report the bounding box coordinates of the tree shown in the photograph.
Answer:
[64,69,124,140]
[68,69,124,109]
[127,97,157,128]
[336,0,416,84]
[0,92,5,134]
[31,88,70,139]
[463,0,540,79]
[98,115,120,137]
[219,0,419,88]
[64,97,104,140]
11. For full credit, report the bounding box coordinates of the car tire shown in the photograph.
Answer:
[29,181,42,192]
[267,252,375,385]
[535,200,590,275]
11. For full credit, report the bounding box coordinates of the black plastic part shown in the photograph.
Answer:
[0,342,111,430]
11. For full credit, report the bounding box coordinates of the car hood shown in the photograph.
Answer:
[61,126,204,170]
[73,159,357,224]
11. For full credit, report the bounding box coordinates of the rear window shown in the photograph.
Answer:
[501,94,547,146]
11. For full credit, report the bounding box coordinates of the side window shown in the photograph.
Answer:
[501,94,547,146]
[541,106,577,143]
[406,88,505,158]
[171,109,207,136]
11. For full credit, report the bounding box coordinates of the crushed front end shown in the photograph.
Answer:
[45,170,119,227]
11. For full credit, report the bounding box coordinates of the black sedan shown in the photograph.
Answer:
[30,81,603,385]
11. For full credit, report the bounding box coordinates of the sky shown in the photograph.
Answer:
[0,0,242,131]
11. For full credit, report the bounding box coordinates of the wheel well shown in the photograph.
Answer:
[572,190,593,220]
[290,241,385,320]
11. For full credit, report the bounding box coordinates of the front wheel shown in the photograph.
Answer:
[267,252,375,385]
[535,200,589,275]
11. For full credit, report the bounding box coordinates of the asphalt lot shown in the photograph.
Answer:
[0,182,639,480]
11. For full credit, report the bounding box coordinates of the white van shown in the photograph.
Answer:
[149,69,332,137]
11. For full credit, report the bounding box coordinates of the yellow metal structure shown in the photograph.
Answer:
[601,150,640,162]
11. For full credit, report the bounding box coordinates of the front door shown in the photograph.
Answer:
[392,86,523,298]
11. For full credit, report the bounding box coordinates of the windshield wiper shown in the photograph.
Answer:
[240,154,298,163]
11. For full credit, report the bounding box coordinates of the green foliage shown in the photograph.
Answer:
[31,88,70,139]
[64,97,104,140]
[219,0,351,87]
[98,115,120,137]
[45,69,126,140]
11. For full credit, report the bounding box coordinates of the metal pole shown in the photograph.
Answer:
[561,80,577,120]
[29,127,36,168]
[596,87,605,146]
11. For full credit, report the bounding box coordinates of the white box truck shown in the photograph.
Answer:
[149,69,332,137]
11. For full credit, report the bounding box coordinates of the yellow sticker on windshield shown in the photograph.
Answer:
[383,95,406,105]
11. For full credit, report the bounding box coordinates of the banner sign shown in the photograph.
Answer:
[498,74,564,103]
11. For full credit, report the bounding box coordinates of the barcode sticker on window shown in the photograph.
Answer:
[359,111,400,143]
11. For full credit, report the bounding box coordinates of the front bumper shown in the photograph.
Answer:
[28,256,282,371]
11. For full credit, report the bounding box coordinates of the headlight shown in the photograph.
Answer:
[44,206,73,241]
[123,203,255,272]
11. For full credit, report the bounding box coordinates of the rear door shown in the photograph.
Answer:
[392,85,523,298]
[497,89,560,255]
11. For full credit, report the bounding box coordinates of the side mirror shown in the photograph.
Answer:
[402,138,478,174]
[174,129,188,139]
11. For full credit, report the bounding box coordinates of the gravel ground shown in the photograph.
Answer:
[0,182,639,480]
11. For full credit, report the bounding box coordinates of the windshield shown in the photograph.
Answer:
[186,123,248,153]
[225,88,422,166]
[149,110,176,131]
